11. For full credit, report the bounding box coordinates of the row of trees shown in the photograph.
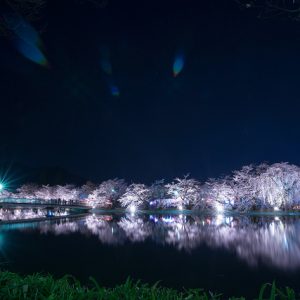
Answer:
[1,162,300,211]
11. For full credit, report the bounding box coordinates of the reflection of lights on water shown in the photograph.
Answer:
[150,215,159,223]
[225,217,233,225]
[176,223,183,230]
[215,214,224,226]
[0,208,68,221]
[275,216,280,221]
[162,216,174,223]
[0,234,4,248]
[15,213,300,270]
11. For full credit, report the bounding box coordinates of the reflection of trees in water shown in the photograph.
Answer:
[85,215,125,245]
[40,220,79,235]
[30,214,300,270]
[205,219,300,269]
[0,208,67,221]
[118,215,152,242]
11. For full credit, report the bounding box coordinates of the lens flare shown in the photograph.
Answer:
[16,39,48,67]
[4,13,41,46]
[110,85,120,97]
[5,13,49,67]
[173,53,185,77]
[100,59,112,75]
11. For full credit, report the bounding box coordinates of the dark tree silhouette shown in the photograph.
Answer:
[235,0,300,20]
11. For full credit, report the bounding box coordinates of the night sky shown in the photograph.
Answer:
[1,0,300,184]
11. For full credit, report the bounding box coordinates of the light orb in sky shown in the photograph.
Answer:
[0,183,4,191]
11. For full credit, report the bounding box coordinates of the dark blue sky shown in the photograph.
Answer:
[1,0,300,183]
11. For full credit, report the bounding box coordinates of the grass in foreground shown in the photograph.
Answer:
[0,271,297,300]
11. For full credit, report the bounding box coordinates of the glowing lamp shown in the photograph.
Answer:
[274,206,280,211]
[178,205,183,210]
[216,204,224,213]
[129,205,136,213]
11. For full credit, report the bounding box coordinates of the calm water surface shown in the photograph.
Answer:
[1,212,300,298]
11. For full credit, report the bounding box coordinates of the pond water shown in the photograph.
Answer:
[1,212,300,298]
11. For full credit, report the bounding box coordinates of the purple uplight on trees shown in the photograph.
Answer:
[4,162,300,212]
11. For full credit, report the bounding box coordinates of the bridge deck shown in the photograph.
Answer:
[0,202,91,210]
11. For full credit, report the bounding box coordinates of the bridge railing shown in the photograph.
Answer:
[0,198,91,207]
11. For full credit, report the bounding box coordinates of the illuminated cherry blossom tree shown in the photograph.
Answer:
[148,179,169,208]
[34,185,54,201]
[0,189,12,199]
[118,183,150,211]
[255,163,300,209]
[53,184,80,202]
[165,175,201,210]
[87,179,127,208]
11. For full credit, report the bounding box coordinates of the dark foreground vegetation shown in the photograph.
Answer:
[0,271,297,300]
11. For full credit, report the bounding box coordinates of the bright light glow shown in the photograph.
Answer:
[215,214,224,226]
[178,205,183,210]
[274,206,280,211]
[216,204,224,213]
[129,205,136,214]
[0,183,3,191]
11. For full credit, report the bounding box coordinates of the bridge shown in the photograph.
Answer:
[0,199,92,210]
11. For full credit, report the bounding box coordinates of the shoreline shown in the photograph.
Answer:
[1,208,300,225]
[0,270,296,300]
